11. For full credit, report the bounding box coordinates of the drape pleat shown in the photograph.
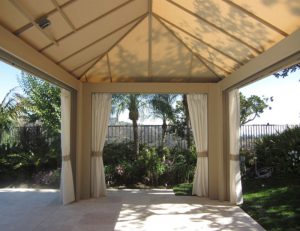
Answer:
[229,89,243,204]
[60,89,75,205]
[187,94,208,197]
[91,93,112,197]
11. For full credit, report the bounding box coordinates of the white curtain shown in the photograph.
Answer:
[229,89,243,204]
[60,89,75,205]
[187,94,208,197]
[91,93,112,197]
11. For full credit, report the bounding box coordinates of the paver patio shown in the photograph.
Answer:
[0,188,264,231]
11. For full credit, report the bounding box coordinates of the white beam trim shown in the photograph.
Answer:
[84,83,210,94]
[0,24,80,90]
[220,29,300,91]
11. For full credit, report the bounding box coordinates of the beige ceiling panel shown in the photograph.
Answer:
[152,17,190,78]
[165,22,239,73]
[84,56,111,83]
[60,22,135,70]
[63,0,130,28]
[171,0,285,52]
[43,11,73,39]
[109,17,149,80]
[233,0,300,34]
[19,27,52,50]
[73,58,98,77]
[0,0,30,31]
[17,0,55,18]
[42,0,147,61]
[19,13,73,50]
[191,56,220,82]
[153,0,256,61]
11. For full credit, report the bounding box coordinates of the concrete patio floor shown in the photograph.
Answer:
[0,188,264,231]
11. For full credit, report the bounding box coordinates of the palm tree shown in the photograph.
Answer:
[0,87,22,141]
[150,94,178,146]
[112,94,150,157]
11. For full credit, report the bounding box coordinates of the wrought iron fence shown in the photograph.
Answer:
[106,125,189,149]
[1,124,298,150]
[240,124,298,149]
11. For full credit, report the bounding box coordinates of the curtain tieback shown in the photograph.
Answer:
[197,151,208,157]
[91,151,103,157]
[62,155,71,161]
[229,154,240,161]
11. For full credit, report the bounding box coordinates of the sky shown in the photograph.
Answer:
[1,60,299,125]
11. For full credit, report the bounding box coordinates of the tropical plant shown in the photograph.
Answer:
[111,94,150,156]
[0,87,22,141]
[17,72,61,136]
[150,94,178,146]
[170,94,193,149]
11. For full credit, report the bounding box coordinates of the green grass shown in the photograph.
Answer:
[173,178,300,231]
[173,183,193,196]
[241,177,300,231]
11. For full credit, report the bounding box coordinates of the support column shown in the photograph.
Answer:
[208,84,227,201]
[79,83,92,199]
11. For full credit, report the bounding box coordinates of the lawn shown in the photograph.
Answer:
[173,177,300,231]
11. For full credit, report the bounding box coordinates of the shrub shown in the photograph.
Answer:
[103,141,196,187]
[254,126,300,176]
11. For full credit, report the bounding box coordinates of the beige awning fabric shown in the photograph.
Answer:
[0,0,299,83]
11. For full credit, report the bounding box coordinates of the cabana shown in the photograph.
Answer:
[0,0,299,205]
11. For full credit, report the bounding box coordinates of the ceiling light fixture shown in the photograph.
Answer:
[36,16,51,29]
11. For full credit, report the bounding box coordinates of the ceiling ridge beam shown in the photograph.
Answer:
[50,0,76,31]
[39,0,135,52]
[167,0,262,54]
[223,0,288,37]
[78,14,148,79]
[148,0,153,80]
[9,0,58,45]
[155,13,243,66]
[57,14,145,64]
[14,0,76,35]
[154,14,223,80]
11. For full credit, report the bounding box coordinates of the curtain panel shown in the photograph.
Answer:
[229,89,243,204]
[187,94,208,197]
[60,89,75,205]
[91,93,112,197]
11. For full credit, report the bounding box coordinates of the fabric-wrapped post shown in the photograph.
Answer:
[229,89,243,204]
[91,93,112,197]
[187,94,208,197]
[60,89,75,205]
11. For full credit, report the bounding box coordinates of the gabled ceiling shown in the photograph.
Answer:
[0,0,299,83]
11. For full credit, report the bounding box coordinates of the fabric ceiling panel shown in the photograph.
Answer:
[60,22,135,70]
[17,0,56,19]
[19,27,53,50]
[82,56,110,83]
[191,56,220,82]
[62,0,129,28]
[42,0,147,62]
[233,0,300,34]
[164,21,239,74]
[72,58,99,77]
[19,12,73,50]
[153,0,257,65]
[151,17,190,79]
[109,17,149,81]
[171,0,285,52]
[0,1,30,31]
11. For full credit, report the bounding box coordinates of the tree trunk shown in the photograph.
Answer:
[183,94,191,149]
[161,118,167,147]
[132,118,139,157]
